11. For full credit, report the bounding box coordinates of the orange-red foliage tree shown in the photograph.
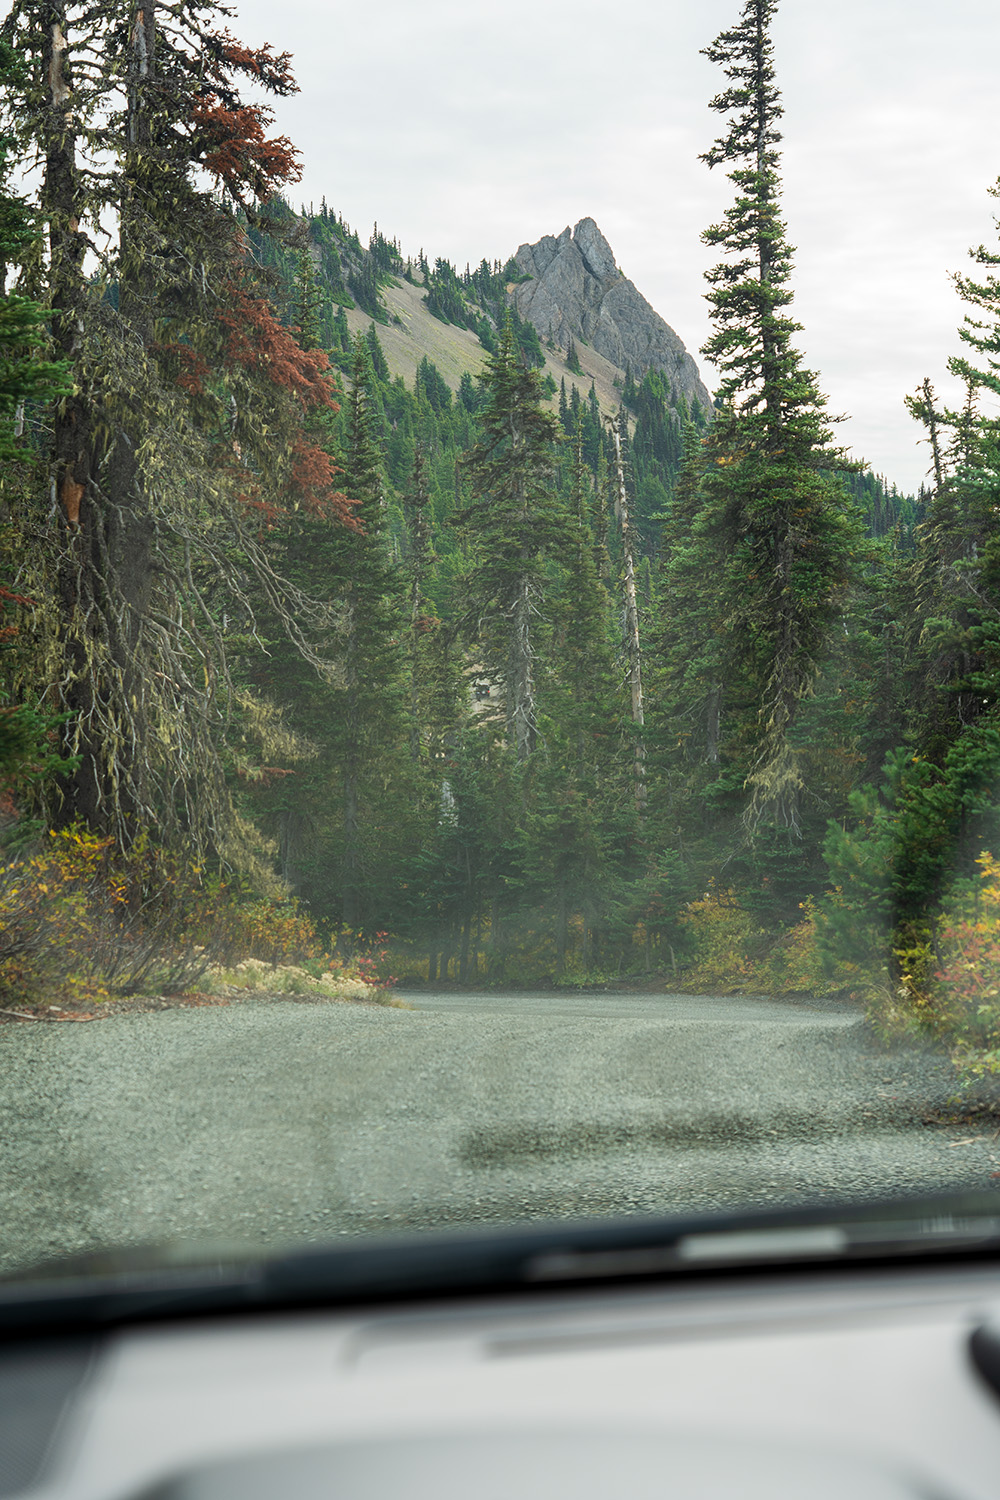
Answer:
[0,0,358,876]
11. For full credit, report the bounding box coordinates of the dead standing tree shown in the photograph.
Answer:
[608,408,646,815]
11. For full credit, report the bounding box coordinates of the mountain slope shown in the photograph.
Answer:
[510,218,711,411]
[342,277,631,418]
[334,217,710,419]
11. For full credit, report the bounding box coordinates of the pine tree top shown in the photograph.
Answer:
[699,0,836,462]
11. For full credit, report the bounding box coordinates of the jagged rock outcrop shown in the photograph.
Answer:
[509,217,711,410]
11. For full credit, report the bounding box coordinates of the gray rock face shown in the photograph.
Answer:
[509,218,711,409]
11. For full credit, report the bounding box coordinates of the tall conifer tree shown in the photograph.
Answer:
[0,0,353,877]
[334,333,405,929]
[530,419,628,972]
[867,175,1000,930]
[698,0,860,832]
[458,316,567,762]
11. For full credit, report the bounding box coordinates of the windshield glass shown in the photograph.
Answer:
[2,0,1000,1285]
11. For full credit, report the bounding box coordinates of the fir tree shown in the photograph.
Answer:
[404,444,433,761]
[531,416,629,971]
[293,246,323,351]
[457,316,567,762]
[698,0,861,833]
[870,175,1000,933]
[365,321,390,381]
[332,304,350,351]
[558,377,569,433]
[0,0,352,880]
[335,333,406,928]
[0,42,73,789]
[0,44,69,466]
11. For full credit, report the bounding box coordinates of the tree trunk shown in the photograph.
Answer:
[458,917,470,983]
[490,896,505,979]
[102,0,158,825]
[342,755,360,928]
[609,412,646,815]
[341,593,362,928]
[706,683,721,766]
[41,2,102,826]
[278,808,314,897]
[508,570,536,761]
[555,878,568,975]
[458,846,473,981]
[44,1,160,839]
[471,900,481,982]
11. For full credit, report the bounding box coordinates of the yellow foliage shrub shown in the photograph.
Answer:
[929,852,1000,1081]
[0,825,321,1002]
[678,890,841,998]
[678,887,761,989]
[755,898,836,996]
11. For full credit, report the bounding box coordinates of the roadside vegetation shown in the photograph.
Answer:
[0,824,398,1010]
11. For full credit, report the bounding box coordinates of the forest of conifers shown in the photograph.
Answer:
[3,0,1000,1080]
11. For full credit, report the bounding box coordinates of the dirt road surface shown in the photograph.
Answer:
[1,989,996,1277]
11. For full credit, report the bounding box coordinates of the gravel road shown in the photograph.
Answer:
[1,988,997,1277]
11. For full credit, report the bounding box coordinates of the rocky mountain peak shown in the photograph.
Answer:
[573,217,617,281]
[509,218,711,410]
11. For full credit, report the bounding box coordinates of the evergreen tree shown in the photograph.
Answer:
[365,321,390,381]
[334,334,406,928]
[698,0,862,833]
[404,443,455,767]
[458,370,480,414]
[647,418,737,859]
[0,42,73,790]
[332,304,350,351]
[0,0,353,880]
[293,246,323,351]
[457,317,567,762]
[530,418,630,972]
[861,175,1000,937]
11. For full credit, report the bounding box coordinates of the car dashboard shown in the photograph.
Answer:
[6,1245,1000,1500]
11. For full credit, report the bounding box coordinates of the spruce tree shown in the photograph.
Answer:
[334,333,406,929]
[293,247,323,352]
[529,419,629,972]
[0,0,353,880]
[458,316,567,762]
[649,418,727,796]
[869,174,1000,931]
[402,443,461,772]
[0,39,69,464]
[698,0,861,833]
[0,44,73,790]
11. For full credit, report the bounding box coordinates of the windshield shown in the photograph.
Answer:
[1,0,1000,1288]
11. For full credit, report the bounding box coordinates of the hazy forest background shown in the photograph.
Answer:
[3,0,1000,1086]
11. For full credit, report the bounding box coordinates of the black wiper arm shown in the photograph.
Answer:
[526,1207,1000,1283]
[3,1190,1000,1339]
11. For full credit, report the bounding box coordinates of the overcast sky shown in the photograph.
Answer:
[231,0,1000,494]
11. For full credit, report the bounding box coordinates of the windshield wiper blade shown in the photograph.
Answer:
[3,1190,1000,1337]
[526,1209,1000,1282]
